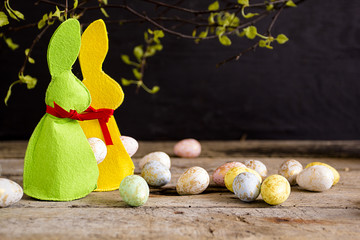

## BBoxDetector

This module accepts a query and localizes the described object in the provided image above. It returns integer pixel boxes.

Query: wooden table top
[1,140,359,240]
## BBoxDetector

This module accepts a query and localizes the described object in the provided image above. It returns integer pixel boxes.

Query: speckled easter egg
[119,175,149,207]
[224,167,262,192]
[87,137,107,164]
[141,161,171,187]
[173,139,201,158]
[244,159,267,180]
[0,178,23,208]
[278,159,303,185]
[212,162,246,187]
[261,175,291,205]
[233,172,261,202]
[120,136,139,157]
[176,167,209,195]
[296,165,334,192]
[139,152,171,170]
[305,162,340,185]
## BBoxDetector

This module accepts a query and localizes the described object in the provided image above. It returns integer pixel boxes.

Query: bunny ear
[79,19,108,71]
[47,19,81,77]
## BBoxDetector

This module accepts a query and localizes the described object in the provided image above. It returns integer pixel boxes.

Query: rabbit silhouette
[78,19,135,191]
[23,19,99,201]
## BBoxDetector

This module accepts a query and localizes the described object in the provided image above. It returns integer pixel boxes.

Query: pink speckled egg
[212,162,246,187]
[120,136,139,157]
[174,139,201,158]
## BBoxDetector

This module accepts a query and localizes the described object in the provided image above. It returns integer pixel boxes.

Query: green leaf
[13,10,24,20]
[4,80,20,106]
[0,11,9,27]
[243,12,259,19]
[4,37,19,50]
[149,86,160,94]
[25,49,35,64]
[153,44,163,51]
[153,30,164,38]
[37,14,47,29]
[235,30,245,37]
[208,1,219,11]
[121,54,131,64]
[198,28,208,39]
[208,13,216,25]
[215,26,225,36]
[218,35,231,46]
[100,8,109,17]
[286,0,297,7]
[243,26,257,39]
[266,4,274,11]
[276,34,289,44]
[238,0,249,6]
[132,68,142,80]
[133,45,144,62]
[53,6,61,18]
[74,0,78,9]
[144,46,156,57]
[102,0,108,5]
[121,78,133,86]
[259,40,267,47]
[192,29,197,37]
[148,29,153,34]
[20,74,37,89]
[144,31,149,41]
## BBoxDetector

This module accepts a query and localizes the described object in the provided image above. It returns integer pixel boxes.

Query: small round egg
[141,161,171,187]
[233,172,261,202]
[176,166,209,195]
[139,151,171,170]
[87,137,107,164]
[119,175,149,207]
[120,136,139,157]
[212,162,246,187]
[224,167,262,192]
[278,159,303,185]
[244,159,267,180]
[296,165,334,192]
[261,174,291,205]
[305,162,340,185]
[0,178,23,208]
[174,139,201,158]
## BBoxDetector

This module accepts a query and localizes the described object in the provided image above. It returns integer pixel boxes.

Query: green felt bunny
[23,19,99,201]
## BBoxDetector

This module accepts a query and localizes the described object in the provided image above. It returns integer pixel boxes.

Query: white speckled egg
[120,136,138,157]
[0,178,23,208]
[119,175,149,207]
[296,165,334,192]
[233,172,261,202]
[278,159,303,185]
[244,159,267,180]
[261,174,291,205]
[88,137,107,164]
[139,151,171,170]
[141,161,171,187]
[176,166,209,195]
[305,162,340,185]
[212,162,246,187]
[174,139,201,158]
[224,167,262,192]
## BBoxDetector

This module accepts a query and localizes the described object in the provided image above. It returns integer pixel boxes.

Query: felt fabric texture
[79,19,134,191]
[23,19,99,201]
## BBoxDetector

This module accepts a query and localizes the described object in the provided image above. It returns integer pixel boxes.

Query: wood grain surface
[0,141,359,239]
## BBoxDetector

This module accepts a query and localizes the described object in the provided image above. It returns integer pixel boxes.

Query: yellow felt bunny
[79,19,134,191]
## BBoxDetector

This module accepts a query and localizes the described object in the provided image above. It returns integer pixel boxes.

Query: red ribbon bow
[46,102,114,145]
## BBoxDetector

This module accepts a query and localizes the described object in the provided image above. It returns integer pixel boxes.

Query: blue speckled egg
[119,175,149,207]
[233,172,261,202]
[141,161,171,187]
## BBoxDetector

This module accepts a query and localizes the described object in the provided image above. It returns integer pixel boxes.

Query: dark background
[1,0,359,140]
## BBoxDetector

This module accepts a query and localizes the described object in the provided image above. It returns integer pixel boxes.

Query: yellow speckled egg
[261,174,291,205]
[278,159,303,185]
[139,151,171,170]
[119,175,149,207]
[120,136,138,157]
[0,178,23,208]
[176,166,209,195]
[174,139,201,158]
[244,159,267,180]
[296,165,334,192]
[212,162,246,187]
[141,161,171,187]
[305,162,339,185]
[224,167,262,192]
